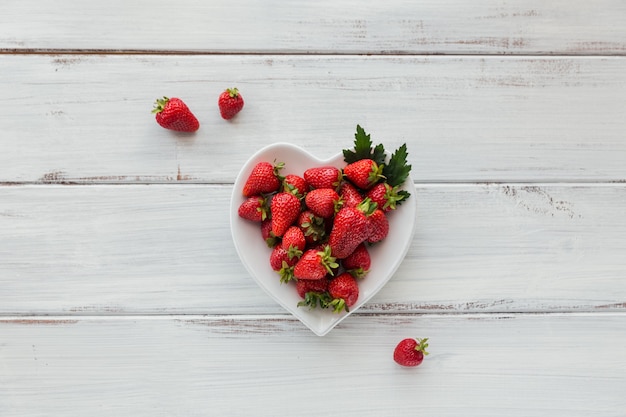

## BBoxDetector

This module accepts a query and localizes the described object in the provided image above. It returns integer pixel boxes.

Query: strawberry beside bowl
[230,141,417,336]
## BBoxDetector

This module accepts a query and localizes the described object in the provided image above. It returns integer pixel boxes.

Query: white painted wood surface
[1,55,626,183]
[2,0,626,54]
[1,313,625,417]
[1,184,626,314]
[1,1,625,416]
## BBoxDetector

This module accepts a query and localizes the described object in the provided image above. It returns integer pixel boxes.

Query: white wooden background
[1,2,626,416]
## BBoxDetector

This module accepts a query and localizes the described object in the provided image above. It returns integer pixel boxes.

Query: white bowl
[230,143,417,336]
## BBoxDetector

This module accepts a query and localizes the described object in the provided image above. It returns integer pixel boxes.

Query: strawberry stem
[415,338,429,355]
[227,87,240,98]
[151,96,170,114]
[318,245,339,275]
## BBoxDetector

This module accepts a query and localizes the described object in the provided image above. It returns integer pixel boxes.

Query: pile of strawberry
[237,126,412,313]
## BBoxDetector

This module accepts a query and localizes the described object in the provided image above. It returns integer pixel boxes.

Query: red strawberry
[237,196,268,222]
[338,182,363,208]
[281,226,306,259]
[152,97,199,132]
[366,182,405,212]
[269,246,297,270]
[328,273,359,312]
[296,278,330,299]
[305,188,341,219]
[260,219,278,247]
[242,161,284,197]
[342,243,371,278]
[367,208,389,243]
[269,246,298,283]
[297,210,327,244]
[218,87,244,120]
[343,159,384,190]
[282,174,308,198]
[393,338,429,367]
[270,192,301,237]
[296,278,332,309]
[293,245,338,280]
[328,199,375,259]
[304,166,342,190]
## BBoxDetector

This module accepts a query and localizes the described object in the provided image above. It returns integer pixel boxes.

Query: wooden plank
[1,313,624,416]
[2,184,625,315]
[1,1,625,54]
[1,55,626,183]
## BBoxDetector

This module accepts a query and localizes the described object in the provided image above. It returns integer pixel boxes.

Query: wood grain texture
[1,0,626,54]
[1,313,625,416]
[2,184,625,315]
[1,54,626,183]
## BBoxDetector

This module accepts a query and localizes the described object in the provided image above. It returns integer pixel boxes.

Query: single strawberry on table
[152,96,200,132]
[393,338,429,367]
[218,87,244,120]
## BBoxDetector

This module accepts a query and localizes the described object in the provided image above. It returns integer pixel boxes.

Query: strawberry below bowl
[230,142,417,336]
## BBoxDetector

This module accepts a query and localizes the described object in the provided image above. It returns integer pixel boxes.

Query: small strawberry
[328,273,360,313]
[270,192,301,237]
[338,182,363,208]
[304,166,342,190]
[269,246,297,271]
[152,97,199,132]
[366,182,407,212]
[298,210,327,244]
[281,226,306,259]
[218,87,244,120]
[342,243,371,278]
[367,208,389,243]
[293,245,338,280]
[296,278,330,299]
[282,174,308,198]
[296,278,332,309]
[305,188,341,219]
[328,199,375,259]
[343,159,384,190]
[269,246,298,283]
[393,338,429,367]
[242,161,284,197]
[260,219,278,247]
[237,196,268,222]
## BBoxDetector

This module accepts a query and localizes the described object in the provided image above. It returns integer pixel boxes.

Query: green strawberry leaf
[395,190,411,205]
[343,125,386,165]
[383,143,411,187]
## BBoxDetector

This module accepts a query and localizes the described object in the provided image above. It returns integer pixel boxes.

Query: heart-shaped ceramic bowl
[230,143,417,336]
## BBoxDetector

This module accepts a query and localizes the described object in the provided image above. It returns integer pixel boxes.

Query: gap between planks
[2,181,626,187]
[2,49,626,57]
[1,312,624,321]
